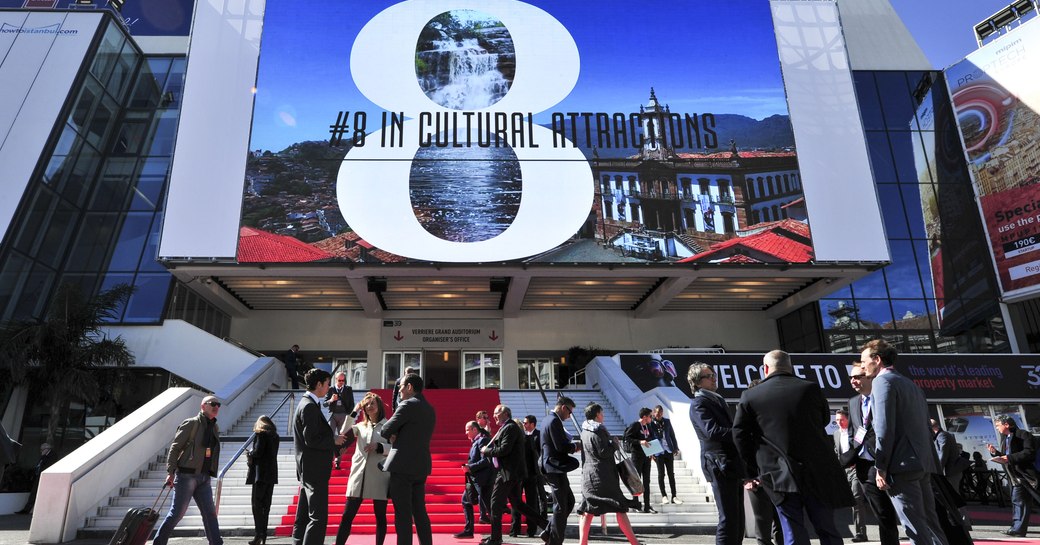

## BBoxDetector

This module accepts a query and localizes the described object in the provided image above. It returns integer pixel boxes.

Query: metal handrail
[214,391,295,514]
[528,362,551,416]
[222,336,267,358]
[567,367,587,389]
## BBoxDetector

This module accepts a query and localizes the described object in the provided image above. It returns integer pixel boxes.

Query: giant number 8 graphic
[337,0,593,262]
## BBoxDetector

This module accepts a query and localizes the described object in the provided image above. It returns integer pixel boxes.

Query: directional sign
[380,319,504,349]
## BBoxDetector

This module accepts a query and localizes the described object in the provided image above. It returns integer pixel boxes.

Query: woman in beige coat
[334,392,391,545]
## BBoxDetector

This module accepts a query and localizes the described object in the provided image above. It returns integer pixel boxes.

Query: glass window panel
[904,333,935,352]
[106,40,138,101]
[53,123,80,156]
[128,65,162,109]
[825,333,855,353]
[89,24,124,85]
[900,183,926,239]
[824,285,852,299]
[57,142,102,208]
[56,273,101,301]
[874,72,916,130]
[66,212,120,272]
[123,274,172,323]
[820,299,856,329]
[853,72,885,131]
[851,270,888,299]
[70,79,101,134]
[137,213,165,272]
[108,212,153,271]
[111,111,151,156]
[889,299,931,329]
[888,132,924,184]
[90,158,137,211]
[13,189,56,254]
[13,263,55,320]
[855,299,895,329]
[85,94,119,150]
[913,239,937,300]
[883,241,925,298]
[0,253,31,322]
[383,354,401,388]
[484,354,501,389]
[131,158,169,210]
[877,183,909,239]
[100,273,134,321]
[147,110,179,156]
[35,200,78,268]
[161,58,186,109]
[865,132,897,183]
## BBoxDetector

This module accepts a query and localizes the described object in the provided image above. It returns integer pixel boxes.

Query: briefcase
[108,485,172,545]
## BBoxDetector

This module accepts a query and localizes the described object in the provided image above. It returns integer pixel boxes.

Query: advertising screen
[0,0,196,36]
[946,18,1040,300]
[240,0,813,264]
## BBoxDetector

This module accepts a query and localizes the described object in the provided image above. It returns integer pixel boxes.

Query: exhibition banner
[946,18,1040,299]
[0,0,196,36]
[241,0,812,264]
[619,352,1040,401]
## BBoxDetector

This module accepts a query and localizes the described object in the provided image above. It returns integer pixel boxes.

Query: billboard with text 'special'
[239,0,814,265]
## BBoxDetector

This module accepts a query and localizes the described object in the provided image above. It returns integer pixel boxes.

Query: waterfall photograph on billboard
[239,0,813,265]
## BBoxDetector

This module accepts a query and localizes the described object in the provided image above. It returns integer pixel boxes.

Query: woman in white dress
[334,392,392,545]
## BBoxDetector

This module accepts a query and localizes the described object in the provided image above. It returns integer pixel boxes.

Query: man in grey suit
[381,373,436,545]
[292,369,347,545]
[860,339,949,545]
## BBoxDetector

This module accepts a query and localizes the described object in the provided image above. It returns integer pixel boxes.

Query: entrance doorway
[423,350,460,389]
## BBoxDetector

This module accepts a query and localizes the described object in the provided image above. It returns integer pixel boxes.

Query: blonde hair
[359,392,385,426]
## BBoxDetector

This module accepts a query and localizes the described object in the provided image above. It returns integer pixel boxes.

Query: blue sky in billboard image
[249,0,789,152]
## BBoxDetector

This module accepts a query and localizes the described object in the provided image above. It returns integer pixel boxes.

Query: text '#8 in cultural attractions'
[239,0,812,265]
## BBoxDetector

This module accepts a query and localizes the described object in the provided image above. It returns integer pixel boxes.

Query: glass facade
[812,71,1009,354]
[0,20,184,324]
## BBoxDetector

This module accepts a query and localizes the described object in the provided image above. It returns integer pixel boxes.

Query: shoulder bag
[612,437,643,496]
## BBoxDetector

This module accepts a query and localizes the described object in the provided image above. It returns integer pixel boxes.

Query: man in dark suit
[734,350,852,545]
[652,405,682,505]
[540,397,579,545]
[511,414,545,537]
[987,414,1037,537]
[688,362,746,545]
[455,420,493,538]
[390,366,417,412]
[381,373,436,545]
[623,407,659,513]
[284,344,300,389]
[324,371,354,469]
[292,369,346,545]
[833,408,868,542]
[482,405,549,545]
[931,419,967,491]
[845,365,899,545]
[861,339,948,545]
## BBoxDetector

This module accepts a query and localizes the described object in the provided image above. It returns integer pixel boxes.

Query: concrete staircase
[80,388,716,537]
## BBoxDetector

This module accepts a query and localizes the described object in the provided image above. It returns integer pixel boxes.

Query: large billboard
[0,0,196,36]
[946,18,1040,300]
[239,0,813,265]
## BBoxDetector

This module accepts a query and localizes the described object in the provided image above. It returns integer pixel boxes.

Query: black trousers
[462,477,490,531]
[748,485,782,545]
[490,474,546,542]
[335,497,387,545]
[633,457,652,509]
[511,475,543,534]
[291,479,328,545]
[709,473,744,545]
[655,452,677,498]
[251,481,275,539]
[389,473,432,545]
[543,473,574,545]
[856,460,900,545]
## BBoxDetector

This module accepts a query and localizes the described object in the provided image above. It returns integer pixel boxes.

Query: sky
[889,0,1033,68]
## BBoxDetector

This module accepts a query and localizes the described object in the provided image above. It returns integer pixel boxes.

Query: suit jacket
[324,385,354,415]
[833,427,854,458]
[872,369,939,477]
[653,417,679,453]
[484,419,528,482]
[523,429,542,478]
[996,428,1038,485]
[380,393,436,478]
[623,420,657,465]
[467,433,494,488]
[846,394,879,480]
[933,429,958,476]
[690,388,743,483]
[733,373,852,507]
[540,411,577,474]
[294,394,336,483]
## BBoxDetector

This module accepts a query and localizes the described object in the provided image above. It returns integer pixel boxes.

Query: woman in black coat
[247,415,279,545]
[577,403,641,545]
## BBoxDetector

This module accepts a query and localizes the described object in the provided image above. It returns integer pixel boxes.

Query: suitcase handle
[151,483,173,513]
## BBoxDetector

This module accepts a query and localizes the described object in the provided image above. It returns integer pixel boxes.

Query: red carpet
[276,389,507,536]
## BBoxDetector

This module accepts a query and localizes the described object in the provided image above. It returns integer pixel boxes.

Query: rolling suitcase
[109,485,172,545]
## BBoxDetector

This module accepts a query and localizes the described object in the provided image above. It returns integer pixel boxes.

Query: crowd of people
[141,339,1036,545]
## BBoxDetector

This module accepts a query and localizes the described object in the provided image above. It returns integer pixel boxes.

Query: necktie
[862,395,871,425]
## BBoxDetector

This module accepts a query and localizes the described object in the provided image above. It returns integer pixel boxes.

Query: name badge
[205,447,212,458]
[853,427,867,444]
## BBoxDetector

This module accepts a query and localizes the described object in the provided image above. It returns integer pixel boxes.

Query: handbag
[612,438,643,496]
[545,455,579,473]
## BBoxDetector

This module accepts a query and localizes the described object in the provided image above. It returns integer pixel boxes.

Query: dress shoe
[1002,529,1027,537]
[480,539,503,545]
[671,496,682,504]
[643,506,657,514]
[508,530,519,538]
[526,530,538,538]
[479,516,491,524]
[454,531,474,538]
[851,535,868,542]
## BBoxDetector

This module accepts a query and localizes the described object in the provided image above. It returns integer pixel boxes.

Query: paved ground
[1,505,1036,545]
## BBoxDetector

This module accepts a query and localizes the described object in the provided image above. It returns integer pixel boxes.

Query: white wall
[835,0,932,70]
[106,320,259,391]
[771,0,890,263]
[230,309,779,389]
[0,11,102,241]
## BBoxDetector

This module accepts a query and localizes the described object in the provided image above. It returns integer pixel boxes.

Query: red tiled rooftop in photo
[237,226,333,263]
[310,232,407,263]
[679,219,814,264]
[675,150,797,159]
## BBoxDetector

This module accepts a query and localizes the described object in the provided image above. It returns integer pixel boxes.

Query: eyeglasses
[700,373,716,380]
[848,375,868,380]
[206,401,221,407]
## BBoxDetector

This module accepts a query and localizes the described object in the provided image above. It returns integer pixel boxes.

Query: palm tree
[0,282,135,446]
